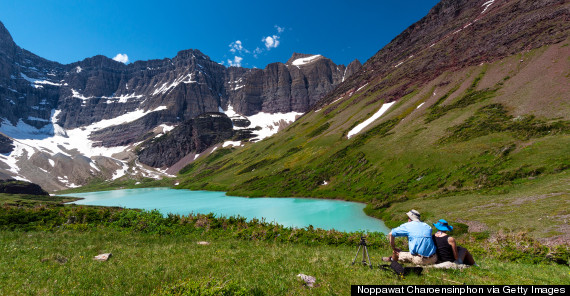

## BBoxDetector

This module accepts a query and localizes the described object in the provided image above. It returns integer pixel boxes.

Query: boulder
[0,179,49,195]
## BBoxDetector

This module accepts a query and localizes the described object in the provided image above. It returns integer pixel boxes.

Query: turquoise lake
[64,188,388,233]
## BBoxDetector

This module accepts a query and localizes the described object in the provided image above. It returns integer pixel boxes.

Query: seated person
[432,219,476,265]
[385,209,437,265]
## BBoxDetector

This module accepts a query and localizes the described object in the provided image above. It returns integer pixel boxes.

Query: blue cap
[433,219,453,232]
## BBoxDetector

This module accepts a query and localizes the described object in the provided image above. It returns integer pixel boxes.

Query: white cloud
[253,47,263,58]
[227,56,243,67]
[229,40,249,54]
[224,25,285,64]
[262,35,280,50]
[112,53,129,64]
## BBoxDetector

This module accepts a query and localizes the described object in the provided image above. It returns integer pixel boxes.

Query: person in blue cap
[432,219,476,265]
[384,209,438,265]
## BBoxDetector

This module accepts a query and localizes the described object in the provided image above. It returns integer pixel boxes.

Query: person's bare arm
[388,232,401,252]
[448,236,462,263]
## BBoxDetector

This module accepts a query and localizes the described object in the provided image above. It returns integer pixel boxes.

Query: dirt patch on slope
[455,219,489,233]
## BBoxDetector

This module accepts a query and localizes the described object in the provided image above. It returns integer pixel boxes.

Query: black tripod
[351,236,373,269]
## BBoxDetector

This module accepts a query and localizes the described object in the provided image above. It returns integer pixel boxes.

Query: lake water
[64,188,388,233]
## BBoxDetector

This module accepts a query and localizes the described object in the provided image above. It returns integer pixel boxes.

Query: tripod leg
[352,245,362,265]
[364,246,373,269]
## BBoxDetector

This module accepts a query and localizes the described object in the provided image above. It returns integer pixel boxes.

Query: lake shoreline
[61,187,389,233]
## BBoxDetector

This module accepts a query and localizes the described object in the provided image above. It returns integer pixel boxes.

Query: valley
[0,0,569,292]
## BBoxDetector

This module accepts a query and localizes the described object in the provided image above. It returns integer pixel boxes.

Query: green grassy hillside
[176,42,570,242]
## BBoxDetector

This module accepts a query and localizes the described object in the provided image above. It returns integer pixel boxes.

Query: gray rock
[0,133,13,154]
[137,113,234,168]
[0,179,49,195]
[296,273,316,288]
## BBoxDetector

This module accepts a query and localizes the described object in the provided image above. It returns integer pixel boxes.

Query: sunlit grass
[1,228,568,296]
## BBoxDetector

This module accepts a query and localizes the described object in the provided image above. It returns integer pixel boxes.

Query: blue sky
[0,0,440,68]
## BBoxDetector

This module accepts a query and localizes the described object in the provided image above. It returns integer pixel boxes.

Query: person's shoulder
[393,221,411,228]
[400,221,416,228]
[391,222,411,233]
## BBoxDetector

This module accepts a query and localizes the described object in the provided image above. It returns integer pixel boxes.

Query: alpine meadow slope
[177,0,570,242]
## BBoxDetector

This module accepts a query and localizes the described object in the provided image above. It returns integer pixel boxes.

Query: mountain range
[0,20,360,191]
[1,0,568,211]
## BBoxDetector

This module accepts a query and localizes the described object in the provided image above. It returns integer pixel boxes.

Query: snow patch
[342,67,348,82]
[330,97,344,105]
[292,55,321,66]
[71,89,91,101]
[481,0,495,14]
[0,106,166,164]
[416,102,425,109]
[222,105,302,141]
[90,161,100,172]
[241,111,302,141]
[152,73,196,96]
[347,101,396,139]
[20,73,62,88]
[85,106,168,132]
[57,177,80,187]
[158,124,176,133]
[112,162,128,180]
[356,83,368,93]
[223,141,242,148]
[104,93,143,104]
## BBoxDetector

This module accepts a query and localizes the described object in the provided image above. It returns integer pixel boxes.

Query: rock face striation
[228,54,360,116]
[138,113,234,168]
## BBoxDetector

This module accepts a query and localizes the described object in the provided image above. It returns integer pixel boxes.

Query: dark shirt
[432,234,455,263]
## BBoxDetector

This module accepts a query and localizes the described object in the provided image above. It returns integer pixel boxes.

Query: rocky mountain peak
[73,55,126,70]
[0,21,14,48]
[344,59,362,79]
[0,21,16,80]
[285,53,323,65]
[174,49,211,61]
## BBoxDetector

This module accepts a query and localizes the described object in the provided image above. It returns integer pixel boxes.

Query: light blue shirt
[391,221,436,257]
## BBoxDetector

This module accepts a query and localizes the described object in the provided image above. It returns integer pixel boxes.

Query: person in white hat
[384,209,437,265]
